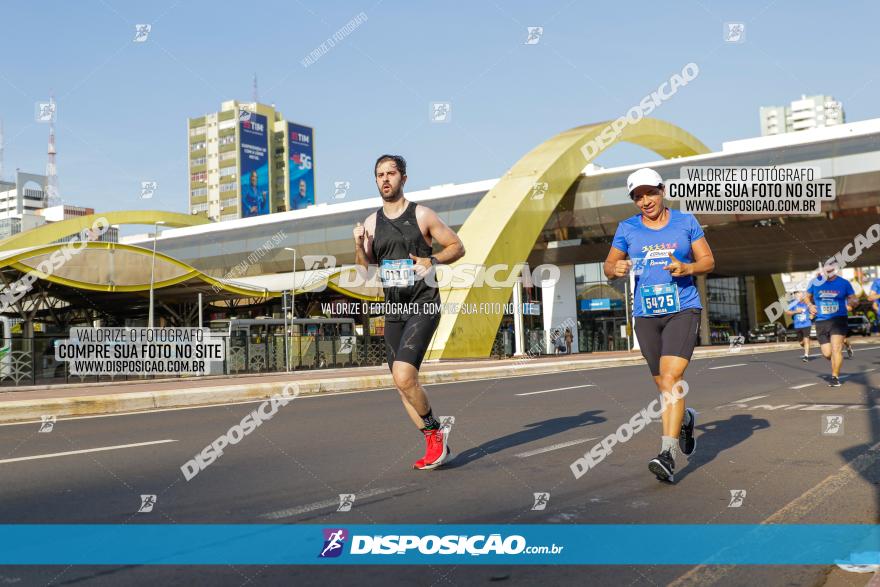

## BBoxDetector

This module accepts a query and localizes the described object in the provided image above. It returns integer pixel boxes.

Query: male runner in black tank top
[354,154,465,470]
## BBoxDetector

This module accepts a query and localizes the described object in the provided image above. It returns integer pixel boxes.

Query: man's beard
[380,184,403,202]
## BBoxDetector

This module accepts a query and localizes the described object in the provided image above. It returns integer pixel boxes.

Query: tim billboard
[239,110,269,218]
[288,122,314,210]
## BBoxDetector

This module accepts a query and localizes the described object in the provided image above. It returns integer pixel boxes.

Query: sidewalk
[0,340,861,423]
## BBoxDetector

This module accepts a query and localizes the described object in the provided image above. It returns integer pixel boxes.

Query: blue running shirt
[611,209,704,318]
[808,277,854,320]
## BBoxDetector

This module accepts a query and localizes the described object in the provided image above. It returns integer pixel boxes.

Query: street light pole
[148,221,165,329]
[285,247,296,370]
[282,289,289,372]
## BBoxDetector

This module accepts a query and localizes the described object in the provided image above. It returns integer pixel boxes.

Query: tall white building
[760,94,845,136]
[0,171,116,241]
[188,100,315,222]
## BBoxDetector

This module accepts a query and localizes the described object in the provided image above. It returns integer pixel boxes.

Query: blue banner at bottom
[0,525,877,565]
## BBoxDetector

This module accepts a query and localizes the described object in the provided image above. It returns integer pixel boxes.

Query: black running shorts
[815,316,848,344]
[384,312,440,370]
[796,326,811,342]
[634,309,702,376]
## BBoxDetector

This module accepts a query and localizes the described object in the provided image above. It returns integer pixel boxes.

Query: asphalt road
[1,344,879,586]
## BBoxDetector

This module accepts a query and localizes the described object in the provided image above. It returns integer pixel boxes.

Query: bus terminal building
[2,117,880,372]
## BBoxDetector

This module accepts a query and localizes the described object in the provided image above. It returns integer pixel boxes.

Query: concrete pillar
[541,265,578,353]
[512,277,525,356]
[628,271,640,351]
[697,274,711,345]
[744,275,758,331]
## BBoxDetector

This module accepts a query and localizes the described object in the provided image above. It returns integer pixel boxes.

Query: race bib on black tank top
[372,201,440,321]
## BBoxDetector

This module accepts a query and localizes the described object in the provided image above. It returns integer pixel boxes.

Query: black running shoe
[802,355,809,363]
[829,376,842,387]
[845,345,853,359]
[679,408,697,456]
[648,450,675,483]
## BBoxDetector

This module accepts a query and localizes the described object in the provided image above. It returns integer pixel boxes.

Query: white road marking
[669,439,880,586]
[0,439,177,465]
[731,395,768,403]
[708,363,747,370]
[3,343,870,427]
[790,383,817,389]
[516,384,596,396]
[515,437,599,458]
[259,486,407,519]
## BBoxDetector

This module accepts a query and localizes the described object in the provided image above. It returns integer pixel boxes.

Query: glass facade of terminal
[574,262,628,352]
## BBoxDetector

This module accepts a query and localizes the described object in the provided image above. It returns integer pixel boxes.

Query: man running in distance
[354,154,465,469]
[805,265,858,387]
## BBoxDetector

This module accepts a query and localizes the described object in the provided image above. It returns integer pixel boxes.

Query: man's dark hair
[374,154,407,177]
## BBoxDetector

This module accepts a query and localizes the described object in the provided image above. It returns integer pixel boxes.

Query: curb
[0,342,806,424]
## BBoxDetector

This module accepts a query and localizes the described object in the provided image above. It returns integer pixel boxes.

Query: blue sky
[1,0,878,220]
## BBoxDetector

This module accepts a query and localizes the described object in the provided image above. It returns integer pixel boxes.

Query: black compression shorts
[634,309,701,376]
[384,312,440,370]
[815,317,847,344]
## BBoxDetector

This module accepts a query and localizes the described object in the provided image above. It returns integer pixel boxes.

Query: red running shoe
[413,427,450,470]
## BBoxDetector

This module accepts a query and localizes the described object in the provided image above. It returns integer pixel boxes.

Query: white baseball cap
[626,168,663,196]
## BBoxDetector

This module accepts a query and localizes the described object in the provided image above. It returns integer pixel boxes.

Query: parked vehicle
[847,315,871,337]
[747,322,787,343]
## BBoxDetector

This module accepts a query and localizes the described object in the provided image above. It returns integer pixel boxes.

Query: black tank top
[373,201,440,321]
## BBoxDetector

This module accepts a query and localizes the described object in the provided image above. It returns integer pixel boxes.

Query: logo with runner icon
[531,492,550,510]
[319,528,348,558]
[728,489,746,508]
[822,415,844,436]
[39,415,56,433]
[728,335,745,353]
[337,494,356,512]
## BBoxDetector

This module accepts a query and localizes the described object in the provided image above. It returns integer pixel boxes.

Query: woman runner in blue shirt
[603,168,715,483]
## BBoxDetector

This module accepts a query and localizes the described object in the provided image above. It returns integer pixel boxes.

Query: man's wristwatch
[429,256,439,266]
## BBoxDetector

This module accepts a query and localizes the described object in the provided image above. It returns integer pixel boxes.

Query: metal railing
[0,334,389,389]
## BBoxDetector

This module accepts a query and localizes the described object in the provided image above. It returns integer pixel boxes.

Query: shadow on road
[677,414,770,482]
[835,369,880,524]
[447,410,606,468]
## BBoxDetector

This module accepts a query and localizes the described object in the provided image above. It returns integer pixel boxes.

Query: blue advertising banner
[288,122,314,210]
[239,110,270,218]
[580,299,624,311]
[0,524,877,565]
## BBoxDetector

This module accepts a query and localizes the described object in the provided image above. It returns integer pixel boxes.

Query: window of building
[707,276,748,344]
[190,141,206,151]
[220,182,237,193]
[219,166,236,178]
[219,135,235,146]
[191,171,207,183]
[190,187,208,197]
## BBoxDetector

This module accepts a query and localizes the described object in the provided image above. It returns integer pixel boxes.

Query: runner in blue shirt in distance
[784,291,815,362]
[805,265,858,387]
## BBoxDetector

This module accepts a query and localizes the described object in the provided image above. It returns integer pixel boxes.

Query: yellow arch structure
[427,118,710,359]
[0,210,208,250]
